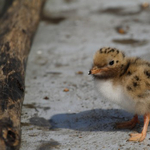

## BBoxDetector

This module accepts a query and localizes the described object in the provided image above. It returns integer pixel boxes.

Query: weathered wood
[0,0,14,17]
[0,0,45,149]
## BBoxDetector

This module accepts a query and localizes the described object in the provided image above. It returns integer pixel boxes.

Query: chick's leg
[116,114,139,129]
[129,113,150,142]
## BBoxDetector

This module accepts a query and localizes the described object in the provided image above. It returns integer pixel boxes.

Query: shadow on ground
[49,109,142,132]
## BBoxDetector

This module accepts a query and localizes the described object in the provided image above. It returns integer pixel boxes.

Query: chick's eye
[109,60,114,66]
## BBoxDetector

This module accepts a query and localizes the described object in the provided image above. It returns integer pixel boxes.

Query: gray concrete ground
[21,0,150,149]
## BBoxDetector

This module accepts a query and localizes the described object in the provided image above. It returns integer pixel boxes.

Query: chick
[89,47,150,142]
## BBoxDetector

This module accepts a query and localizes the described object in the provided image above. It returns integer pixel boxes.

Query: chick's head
[89,47,128,79]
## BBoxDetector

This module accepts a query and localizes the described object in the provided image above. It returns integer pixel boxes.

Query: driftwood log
[0,0,45,149]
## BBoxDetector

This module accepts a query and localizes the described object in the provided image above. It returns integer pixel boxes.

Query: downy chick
[89,47,150,142]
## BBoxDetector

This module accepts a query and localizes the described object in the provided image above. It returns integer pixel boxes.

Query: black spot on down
[144,70,150,78]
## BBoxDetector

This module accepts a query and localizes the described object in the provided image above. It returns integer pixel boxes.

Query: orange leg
[116,114,140,129]
[128,113,150,142]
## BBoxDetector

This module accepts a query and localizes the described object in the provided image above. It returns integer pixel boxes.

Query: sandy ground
[21,0,150,149]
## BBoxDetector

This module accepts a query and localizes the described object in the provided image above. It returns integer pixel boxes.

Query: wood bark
[0,0,14,17]
[0,0,45,149]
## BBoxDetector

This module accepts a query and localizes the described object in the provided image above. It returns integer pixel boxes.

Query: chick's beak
[88,66,108,75]
[88,70,91,75]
